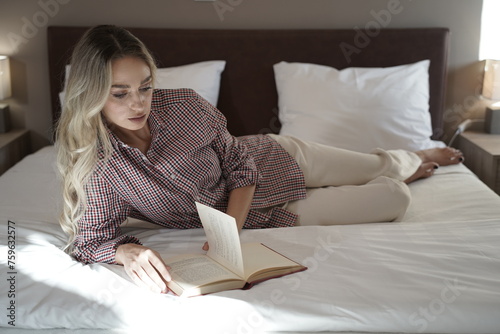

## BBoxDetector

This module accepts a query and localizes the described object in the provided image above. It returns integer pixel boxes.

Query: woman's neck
[113,123,152,155]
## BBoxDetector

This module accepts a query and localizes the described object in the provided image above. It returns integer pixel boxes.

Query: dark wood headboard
[48,27,449,139]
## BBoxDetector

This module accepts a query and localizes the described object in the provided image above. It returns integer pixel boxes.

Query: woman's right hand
[115,243,171,293]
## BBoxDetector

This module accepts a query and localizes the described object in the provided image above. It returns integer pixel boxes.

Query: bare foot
[405,162,439,184]
[415,147,464,166]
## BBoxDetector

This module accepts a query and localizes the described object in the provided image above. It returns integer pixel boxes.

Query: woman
[56,25,463,294]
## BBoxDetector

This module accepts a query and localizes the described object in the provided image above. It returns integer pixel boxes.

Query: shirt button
[170,174,176,180]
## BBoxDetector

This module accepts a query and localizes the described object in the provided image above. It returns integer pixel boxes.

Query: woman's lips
[128,115,146,122]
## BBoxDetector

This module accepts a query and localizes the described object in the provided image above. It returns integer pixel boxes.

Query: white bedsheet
[1,146,499,333]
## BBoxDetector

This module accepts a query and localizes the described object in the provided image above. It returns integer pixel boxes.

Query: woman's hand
[115,243,171,293]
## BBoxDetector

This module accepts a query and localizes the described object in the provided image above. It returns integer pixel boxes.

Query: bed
[1,27,500,333]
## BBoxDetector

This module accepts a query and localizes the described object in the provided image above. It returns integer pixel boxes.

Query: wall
[0,0,485,150]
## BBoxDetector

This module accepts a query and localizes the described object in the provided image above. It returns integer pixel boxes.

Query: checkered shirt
[72,89,306,264]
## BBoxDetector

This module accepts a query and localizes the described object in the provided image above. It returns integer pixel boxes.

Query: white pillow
[274,60,445,153]
[59,60,226,107]
[154,60,226,106]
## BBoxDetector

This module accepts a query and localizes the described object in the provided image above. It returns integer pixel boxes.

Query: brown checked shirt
[73,89,306,264]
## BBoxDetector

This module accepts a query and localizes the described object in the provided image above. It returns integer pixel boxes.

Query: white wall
[0,0,485,150]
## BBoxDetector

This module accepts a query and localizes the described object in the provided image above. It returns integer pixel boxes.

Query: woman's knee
[368,176,411,221]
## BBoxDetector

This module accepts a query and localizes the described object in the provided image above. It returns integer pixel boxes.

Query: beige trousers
[267,134,422,225]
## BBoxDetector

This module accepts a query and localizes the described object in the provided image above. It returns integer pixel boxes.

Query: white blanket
[1,146,499,333]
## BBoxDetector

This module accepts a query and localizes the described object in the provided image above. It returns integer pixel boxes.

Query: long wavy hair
[55,25,157,253]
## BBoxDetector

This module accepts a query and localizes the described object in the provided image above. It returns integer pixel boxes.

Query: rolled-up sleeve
[72,171,140,264]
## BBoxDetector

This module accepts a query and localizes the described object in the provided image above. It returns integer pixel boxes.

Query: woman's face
[102,56,153,134]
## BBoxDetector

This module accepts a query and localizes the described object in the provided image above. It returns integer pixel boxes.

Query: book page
[196,202,245,277]
[241,243,304,281]
[166,254,240,289]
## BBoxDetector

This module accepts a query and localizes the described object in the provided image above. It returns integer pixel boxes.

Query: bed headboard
[48,27,449,139]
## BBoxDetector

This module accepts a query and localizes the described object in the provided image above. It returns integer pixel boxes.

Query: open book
[164,202,307,297]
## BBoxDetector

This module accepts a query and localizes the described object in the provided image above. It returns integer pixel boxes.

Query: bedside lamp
[482,59,500,134]
[0,55,12,133]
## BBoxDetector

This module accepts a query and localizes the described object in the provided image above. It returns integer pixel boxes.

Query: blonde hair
[55,25,157,253]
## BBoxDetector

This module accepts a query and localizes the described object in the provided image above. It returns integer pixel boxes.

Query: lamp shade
[0,56,12,100]
[482,59,500,100]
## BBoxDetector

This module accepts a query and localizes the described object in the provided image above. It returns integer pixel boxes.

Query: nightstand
[456,130,500,195]
[0,129,30,175]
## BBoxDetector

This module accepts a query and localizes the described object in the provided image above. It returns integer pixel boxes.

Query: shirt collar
[147,108,162,140]
[105,122,125,150]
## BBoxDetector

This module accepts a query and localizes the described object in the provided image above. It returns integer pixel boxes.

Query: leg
[268,134,421,187]
[285,176,411,225]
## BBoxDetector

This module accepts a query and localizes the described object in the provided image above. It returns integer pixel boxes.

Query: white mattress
[1,146,499,333]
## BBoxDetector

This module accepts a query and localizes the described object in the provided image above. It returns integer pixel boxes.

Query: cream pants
[267,134,422,225]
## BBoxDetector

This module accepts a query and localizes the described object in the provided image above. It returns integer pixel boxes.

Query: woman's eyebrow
[111,76,152,88]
